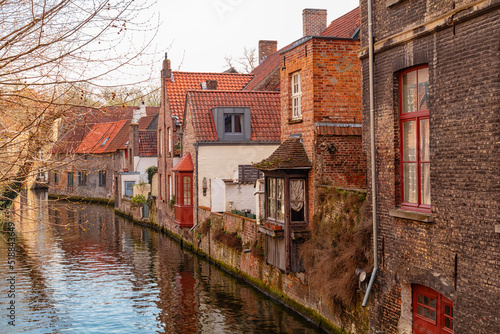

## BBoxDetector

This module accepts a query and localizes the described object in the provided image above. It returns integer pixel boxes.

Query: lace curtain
[290,179,304,212]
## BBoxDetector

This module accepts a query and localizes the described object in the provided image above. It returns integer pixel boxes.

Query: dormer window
[212,107,251,141]
[291,71,302,119]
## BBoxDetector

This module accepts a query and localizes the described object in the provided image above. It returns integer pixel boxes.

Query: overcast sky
[142,0,359,79]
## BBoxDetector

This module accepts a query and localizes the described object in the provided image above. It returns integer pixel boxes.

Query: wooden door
[413,285,453,334]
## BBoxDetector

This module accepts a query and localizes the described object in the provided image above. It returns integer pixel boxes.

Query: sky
[141,0,359,80]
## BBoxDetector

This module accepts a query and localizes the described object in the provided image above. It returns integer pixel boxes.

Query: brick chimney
[303,9,327,36]
[258,40,277,63]
[206,80,218,90]
[161,52,172,79]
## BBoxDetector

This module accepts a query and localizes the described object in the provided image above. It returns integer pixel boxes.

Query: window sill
[258,224,284,238]
[288,118,303,124]
[389,208,433,223]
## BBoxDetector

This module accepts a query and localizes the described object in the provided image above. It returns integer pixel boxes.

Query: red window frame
[413,284,454,334]
[399,65,430,212]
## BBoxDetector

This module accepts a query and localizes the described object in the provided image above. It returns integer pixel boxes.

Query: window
[78,170,87,186]
[183,176,191,205]
[413,285,453,334]
[101,137,109,147]
[400,66,430,212]
[98,170,106,187]
[168,127,172,154]
[225,114,243,134]
[159,128,163,156]
[124,181,135,197]
[67,172,74,187]
[129,148,132,164]
[291,71,302,119]
[290,179,305,222]
[267,177,284,223]
[54,171,59,185]
[212,107,251,141]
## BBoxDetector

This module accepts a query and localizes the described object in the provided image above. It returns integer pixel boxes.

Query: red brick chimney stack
[161,52,172,79]
[258,40,277,63]
[206,80,218,90]
[303,9,327,36]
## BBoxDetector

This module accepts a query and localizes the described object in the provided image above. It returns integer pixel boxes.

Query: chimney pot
[303,8,327,36]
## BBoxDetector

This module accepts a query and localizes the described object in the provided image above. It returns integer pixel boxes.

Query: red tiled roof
[185,90,280,142]
[245,44,291,91]
[139,114,157,130]
[321,7,360,38]
[166,72,254,123]
[75,119,130,154]
[172,153,194,172]
[315,123,362,136]
[139,130,157,156]
[254,137,312,171]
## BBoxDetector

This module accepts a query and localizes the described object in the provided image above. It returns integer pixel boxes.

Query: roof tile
[254,137,312,171]
[321,7,360,38]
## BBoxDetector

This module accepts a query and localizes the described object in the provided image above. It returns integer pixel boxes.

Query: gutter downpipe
[190,143,199,232]
[363,0,379,308]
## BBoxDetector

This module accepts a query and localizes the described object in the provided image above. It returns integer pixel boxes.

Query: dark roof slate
[254,137,312,171]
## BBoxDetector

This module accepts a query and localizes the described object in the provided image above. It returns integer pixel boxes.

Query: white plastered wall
[198,144,277,211]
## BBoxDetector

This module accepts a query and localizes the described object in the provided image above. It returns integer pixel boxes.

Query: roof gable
[166,72,254,123]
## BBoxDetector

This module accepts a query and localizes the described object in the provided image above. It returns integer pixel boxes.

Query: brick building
[359,0,499,333]
[156,59,255,225]
[256,7,365,273]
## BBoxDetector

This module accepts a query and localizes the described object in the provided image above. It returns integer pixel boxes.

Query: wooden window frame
[67,172,74,187]
[98,170,106,187]
[399,66,430,213]
[266,176,285,224]
[413,284,454,334]
[54,171,59,185]
[78,170,87,186]
[291,71,302,120]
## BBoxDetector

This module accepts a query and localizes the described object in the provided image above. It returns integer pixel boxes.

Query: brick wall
[280,37,363,220]
[360,1,500,333]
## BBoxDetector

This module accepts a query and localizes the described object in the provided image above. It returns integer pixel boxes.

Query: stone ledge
[389,208,434,223]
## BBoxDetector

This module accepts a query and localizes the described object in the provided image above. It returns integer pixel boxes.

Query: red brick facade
[280,36,365,222]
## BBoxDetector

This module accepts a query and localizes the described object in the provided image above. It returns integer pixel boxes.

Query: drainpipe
[363,0,378,308]
[190,143,199,232]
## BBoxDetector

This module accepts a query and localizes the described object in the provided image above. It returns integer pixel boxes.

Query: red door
[413,285,454,334]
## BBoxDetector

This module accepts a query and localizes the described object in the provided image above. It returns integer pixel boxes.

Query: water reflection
[0,190,320,333]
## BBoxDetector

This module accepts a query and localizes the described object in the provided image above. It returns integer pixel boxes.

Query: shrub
[131,194,147,206]
[300,187,372,312]
[213,228,242,252]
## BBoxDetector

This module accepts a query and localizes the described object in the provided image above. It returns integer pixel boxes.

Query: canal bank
[2,190,323,333]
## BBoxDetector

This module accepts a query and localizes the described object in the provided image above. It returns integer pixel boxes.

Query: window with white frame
[291,71,302,119]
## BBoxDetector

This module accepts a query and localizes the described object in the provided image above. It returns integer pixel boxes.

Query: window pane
[420,119,430,161]
[445,305,451,316]
[430,297,436,309]
[445,317,451,329]
[424,296,429,306]
[403,71,417,113]
[183,177,191,205]
[277,179,284,222]
[234,114,242,133]
[421,163,431,205]
[430,310,436,321]
[404,163,417,203]
[418,305,423,315]
[418,294,423,304]
[268,178,276,219]
[403,121,416,161]
[418,68,429,111]
[290,179,305,222]
[423,307,429,318]
[225,114,232,133]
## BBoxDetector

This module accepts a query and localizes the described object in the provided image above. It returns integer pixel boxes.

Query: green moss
[48,194,114,206]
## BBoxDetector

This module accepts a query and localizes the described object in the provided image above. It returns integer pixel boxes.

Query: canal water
[0,190,321,333]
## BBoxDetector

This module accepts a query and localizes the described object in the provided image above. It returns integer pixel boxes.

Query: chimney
[161,52,172,79]
[258,40,277,63]
[206,80,218,90]
[132,102,146,123]
[303,9,327,36]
